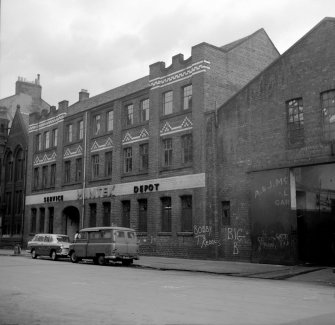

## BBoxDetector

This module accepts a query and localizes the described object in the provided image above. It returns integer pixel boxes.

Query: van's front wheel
[70,252,78,263]
[97,255,106,265]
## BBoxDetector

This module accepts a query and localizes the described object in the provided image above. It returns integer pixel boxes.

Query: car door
[44,235,52,256]
[36,235,45,255]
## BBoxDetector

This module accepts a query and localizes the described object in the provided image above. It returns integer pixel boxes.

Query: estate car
[27,234,70,260]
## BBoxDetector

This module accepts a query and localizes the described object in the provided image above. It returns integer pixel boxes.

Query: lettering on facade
[44,195,63,203]
[254,177,288,199]
[77,185,116,200]
[134,183,160,194]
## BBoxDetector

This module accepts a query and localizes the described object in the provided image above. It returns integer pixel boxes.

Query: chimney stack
[79,89,89,101]
[58,100,69,110]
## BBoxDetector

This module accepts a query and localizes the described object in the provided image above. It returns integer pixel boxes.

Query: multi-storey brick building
[24,29,279,259]
[208,17,335,265]
[0,76,49,247]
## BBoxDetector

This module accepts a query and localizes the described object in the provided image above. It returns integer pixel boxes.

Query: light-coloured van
[68,227,139,266]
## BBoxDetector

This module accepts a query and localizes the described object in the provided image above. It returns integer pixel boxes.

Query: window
[66,124,73,143]
[78,120,84,140]
[221,201,231,226]
[64,161,71,183]
[123,147,132,173]
[50,164,56,187]
[39,208,45,233]
[287,98,304,146]
[42,165,48,188]
[44,131,50,149]
[182,134,193,164]
[162,138,172,167]
[107,110,114,132]
[15,150,24,181]
[181,196,192,232]
[140,99,149,122]
[52,129,58,147]
[6,153,13,182]
[103,202,111,227]
[122,201,130,228]
[161,197,172,232]
[163,91,173,115]
[33,167,39,189]
[89,203,97,227]
[75,158,82,182]
[183,85,192,110]
[125,104,134,126]
[94,115,101,135]
[5,192,11,214]
[321,90,335,141]
[36,134,42,151]
[138,199,147,232]
[139,143,148,171]
[105,151,113,177]
[91,155,100,179]
[31,208,37,233]
[48,207,54,233]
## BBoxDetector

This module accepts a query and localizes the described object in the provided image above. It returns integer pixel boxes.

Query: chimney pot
[79,89,89,101]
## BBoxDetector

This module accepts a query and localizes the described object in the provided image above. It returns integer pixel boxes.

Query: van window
[79,232,88,240]
[89,232,101,240]
[128,232,135,239]
[116,231,125,238]
[101,230,112,239]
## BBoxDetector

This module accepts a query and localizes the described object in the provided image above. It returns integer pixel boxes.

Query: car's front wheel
[31,249,37,259]
[70,251,78,263]
[97,255,106,265]
[51,250,57,261]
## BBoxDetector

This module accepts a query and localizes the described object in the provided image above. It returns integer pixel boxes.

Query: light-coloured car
[27,234,70,260]
[69,226,139,265]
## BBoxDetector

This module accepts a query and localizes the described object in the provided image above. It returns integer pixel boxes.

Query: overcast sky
[0,0,334,106]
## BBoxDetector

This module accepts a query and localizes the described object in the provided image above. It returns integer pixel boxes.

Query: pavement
[1,248,334,286]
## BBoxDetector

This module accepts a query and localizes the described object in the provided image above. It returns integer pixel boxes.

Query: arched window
[5,152,13,182]
[15,149,24,181]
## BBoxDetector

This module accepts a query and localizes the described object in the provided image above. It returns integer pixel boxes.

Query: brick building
[24,29,279,259]
[208,17,335,265]
[0,76,49,247]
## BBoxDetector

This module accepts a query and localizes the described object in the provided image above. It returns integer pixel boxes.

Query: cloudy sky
[0,0,334,106]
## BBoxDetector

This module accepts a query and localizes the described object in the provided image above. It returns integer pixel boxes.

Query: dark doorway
[63,206,80,241]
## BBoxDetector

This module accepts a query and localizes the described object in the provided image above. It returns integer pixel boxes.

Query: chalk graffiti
[194,225,221,248]
[225,227,247,255]
[257,231,290,251]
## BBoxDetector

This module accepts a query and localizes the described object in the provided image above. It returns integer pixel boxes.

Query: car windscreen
[56,236,70,243]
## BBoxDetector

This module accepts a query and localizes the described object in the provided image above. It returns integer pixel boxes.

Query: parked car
[27,234,70,260]
[68,226,139,266]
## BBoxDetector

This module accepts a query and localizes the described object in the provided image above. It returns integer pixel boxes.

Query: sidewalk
[1,248,334,285]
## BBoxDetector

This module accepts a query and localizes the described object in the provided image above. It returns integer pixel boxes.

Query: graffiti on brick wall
[257,231,290,251]
[224,227,248,255]
[193,225,221,248]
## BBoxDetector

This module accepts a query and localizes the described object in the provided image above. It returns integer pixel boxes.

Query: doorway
[63,206,80,241]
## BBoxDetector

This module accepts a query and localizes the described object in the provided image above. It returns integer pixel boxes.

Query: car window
[32,235,38,241]
[37,235,44,241]
[56,236,70,243]
[44,236,51,242]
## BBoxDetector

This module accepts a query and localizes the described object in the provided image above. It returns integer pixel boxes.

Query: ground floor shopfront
[249,163,335,266]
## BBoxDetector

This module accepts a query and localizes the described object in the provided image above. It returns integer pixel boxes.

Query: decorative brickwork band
[149,60,210,89]
[63,145,83,159]
[33,152,57,166]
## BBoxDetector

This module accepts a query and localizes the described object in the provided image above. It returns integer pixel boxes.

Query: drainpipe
[81,112,88,229]
[21,147,28,248]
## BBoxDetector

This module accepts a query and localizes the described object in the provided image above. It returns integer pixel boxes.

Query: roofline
[216,17,334,113]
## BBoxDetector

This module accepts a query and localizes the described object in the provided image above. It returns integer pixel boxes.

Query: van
[68,227,139,266]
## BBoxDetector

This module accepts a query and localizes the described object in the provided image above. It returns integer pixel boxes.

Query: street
[0,256,334,325]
